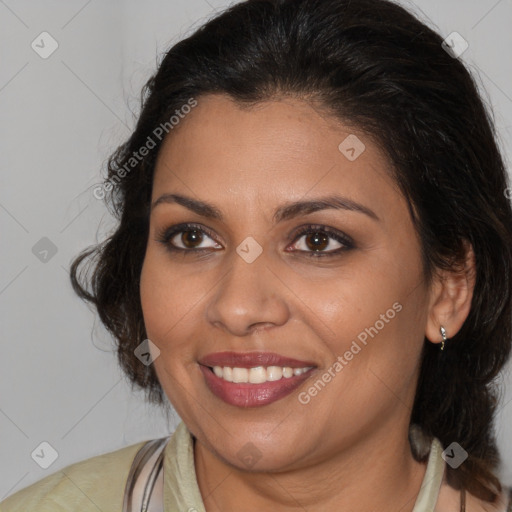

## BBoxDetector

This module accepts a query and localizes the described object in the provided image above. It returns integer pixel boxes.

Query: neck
[194,419,428,512]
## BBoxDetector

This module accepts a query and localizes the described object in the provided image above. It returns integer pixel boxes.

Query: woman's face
[140,93,433,471]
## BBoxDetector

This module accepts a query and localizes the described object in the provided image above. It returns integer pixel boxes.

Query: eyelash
[155,222,355,258]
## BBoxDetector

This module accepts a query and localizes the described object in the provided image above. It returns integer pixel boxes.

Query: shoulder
[0,440,149,512]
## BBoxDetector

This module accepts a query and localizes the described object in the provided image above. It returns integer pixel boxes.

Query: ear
[425,241,476,346]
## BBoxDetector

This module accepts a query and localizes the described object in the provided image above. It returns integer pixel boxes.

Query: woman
[2,0,511,510]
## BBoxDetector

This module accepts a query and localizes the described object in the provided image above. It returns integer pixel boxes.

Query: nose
[205,248,290,337]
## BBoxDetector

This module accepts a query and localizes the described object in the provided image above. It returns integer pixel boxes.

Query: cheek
[140,251,187,352]
[140,255,167,336]
[290,262,426,384]
[140,250,193,333]
[288,268,396,344]
[139,248,214,374]
[139,252,201,412]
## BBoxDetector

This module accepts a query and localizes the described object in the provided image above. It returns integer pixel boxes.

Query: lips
[198,351,317,407]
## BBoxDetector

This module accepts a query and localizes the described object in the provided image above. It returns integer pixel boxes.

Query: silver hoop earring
[440,326,447,351]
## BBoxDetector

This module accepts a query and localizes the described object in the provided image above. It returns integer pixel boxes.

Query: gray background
[1,0,511,500]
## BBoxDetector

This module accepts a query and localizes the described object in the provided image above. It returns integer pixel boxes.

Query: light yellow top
[0,421,459,512]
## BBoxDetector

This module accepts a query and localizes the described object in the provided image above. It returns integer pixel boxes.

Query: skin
[139,93,477,511]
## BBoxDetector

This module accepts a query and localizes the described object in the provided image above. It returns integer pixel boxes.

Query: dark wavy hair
[70,0,512,503]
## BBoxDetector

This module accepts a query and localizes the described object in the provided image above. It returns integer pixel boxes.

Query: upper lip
[199,351,316,369]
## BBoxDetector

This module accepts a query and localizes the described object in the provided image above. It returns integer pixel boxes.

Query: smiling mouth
[199,363,316,408]
[207,365,314,383]
[197,351,317,407]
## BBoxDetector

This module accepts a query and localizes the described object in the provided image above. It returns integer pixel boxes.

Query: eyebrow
[151,193,380,223]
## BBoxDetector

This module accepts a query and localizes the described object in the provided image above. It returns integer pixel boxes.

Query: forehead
[152,94,399,213]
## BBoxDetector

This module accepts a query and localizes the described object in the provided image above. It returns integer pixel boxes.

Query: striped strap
[122,437,169,512]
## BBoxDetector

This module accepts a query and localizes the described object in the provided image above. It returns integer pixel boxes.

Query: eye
[156,223,222,252]
[156,222,354,258]
[288,225,354,257]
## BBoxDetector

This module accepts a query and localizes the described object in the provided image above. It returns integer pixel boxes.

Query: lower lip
[199,365,315,407]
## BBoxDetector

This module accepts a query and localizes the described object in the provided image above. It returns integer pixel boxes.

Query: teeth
[223,367,233,382]
[282,367,294,378]
[267,366,282,381]
[249,367,267,384]
[211,365,313,383]
[232,367,248,383]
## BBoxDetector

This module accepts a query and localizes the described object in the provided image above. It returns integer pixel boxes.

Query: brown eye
[291,227,347,255]
[181,229,204,248]
[304,232,329,251]
[158,223,222,252]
